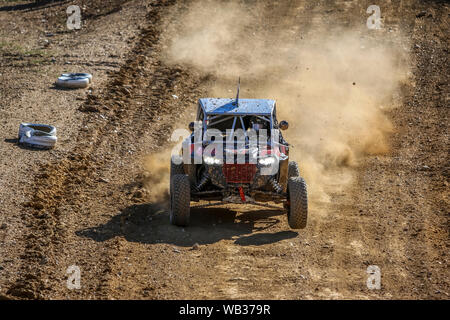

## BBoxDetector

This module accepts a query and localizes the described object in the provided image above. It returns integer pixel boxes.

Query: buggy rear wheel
[287,177,308,229]
[288,161,300,178]
[170,174,191,227]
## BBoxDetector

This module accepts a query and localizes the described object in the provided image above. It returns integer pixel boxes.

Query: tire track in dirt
[0,0,153,299]
[5,0,205,299]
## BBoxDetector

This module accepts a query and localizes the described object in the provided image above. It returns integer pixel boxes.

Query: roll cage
[196,98,280,146]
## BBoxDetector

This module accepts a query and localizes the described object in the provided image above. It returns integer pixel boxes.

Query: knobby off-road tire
[170,156,185,177]
[170,174,191,227]
[288,161,300,178]
[287,177,308,229]
[170,155,185,194]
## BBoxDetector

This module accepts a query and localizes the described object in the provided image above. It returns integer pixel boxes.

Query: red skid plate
[222,163,257,183]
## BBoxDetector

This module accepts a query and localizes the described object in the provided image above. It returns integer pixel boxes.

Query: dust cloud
[143,150,171,204]
[155,0,410,204]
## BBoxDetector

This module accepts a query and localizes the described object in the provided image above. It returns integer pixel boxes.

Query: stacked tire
[56,73,92,89]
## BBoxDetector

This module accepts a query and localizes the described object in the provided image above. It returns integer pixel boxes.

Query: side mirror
[189,122,195,132]
[279,120,289,131]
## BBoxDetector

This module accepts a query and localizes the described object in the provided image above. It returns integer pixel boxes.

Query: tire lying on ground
[56,75,90,89]
[170,174,191,227]
[61,73,92,83]
[287,177,308,229]
[18,123,57,149]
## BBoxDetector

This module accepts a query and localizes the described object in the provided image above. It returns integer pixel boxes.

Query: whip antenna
[235,77,240,106]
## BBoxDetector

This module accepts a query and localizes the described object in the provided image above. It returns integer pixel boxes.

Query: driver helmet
[250,116,264,131]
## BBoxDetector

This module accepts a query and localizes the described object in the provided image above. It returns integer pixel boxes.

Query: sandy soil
[0,0,448,300]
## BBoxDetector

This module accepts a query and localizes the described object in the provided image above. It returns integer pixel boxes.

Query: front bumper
[205,163,274,190]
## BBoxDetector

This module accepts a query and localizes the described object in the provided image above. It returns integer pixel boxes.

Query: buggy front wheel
[170,174,191,227]
[287,177,308,229]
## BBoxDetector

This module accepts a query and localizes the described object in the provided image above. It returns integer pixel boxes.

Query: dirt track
[0,0,448,300]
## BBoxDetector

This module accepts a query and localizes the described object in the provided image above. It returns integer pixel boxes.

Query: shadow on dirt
[4,138,18,144]
[0,0,69,12]
[49,85,81,91]
[77,202,297,247]
[234,231,297,246]
[4,138,51,151]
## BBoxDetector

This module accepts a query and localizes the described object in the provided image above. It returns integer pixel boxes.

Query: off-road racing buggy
[170,95,308,230]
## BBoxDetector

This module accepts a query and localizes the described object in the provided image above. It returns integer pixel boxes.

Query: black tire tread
[287,177,308,229]
[170,174,190,226]
[170,155,185,178]
[288,161,300,178]
[170,155,185,195]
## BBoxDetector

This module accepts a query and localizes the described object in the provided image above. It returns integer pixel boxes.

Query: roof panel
[199,98,275,115]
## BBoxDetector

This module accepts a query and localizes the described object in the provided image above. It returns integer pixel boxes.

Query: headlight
[204,156,222,165]
[258,156,276,166]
